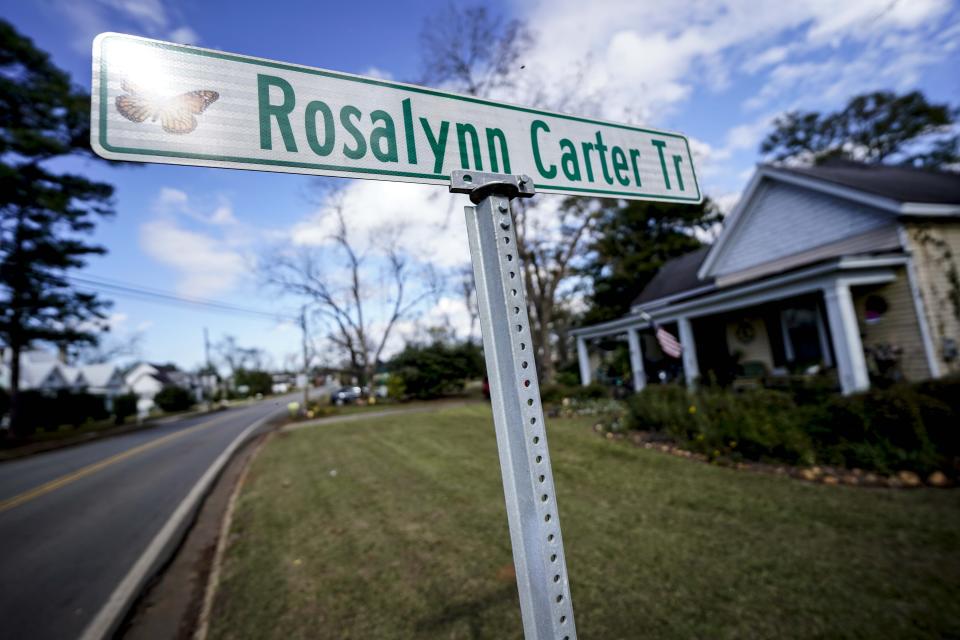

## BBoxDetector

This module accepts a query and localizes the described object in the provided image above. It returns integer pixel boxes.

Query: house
[0,349,70,393]
[124,362,197,412]
[571,161,960,395]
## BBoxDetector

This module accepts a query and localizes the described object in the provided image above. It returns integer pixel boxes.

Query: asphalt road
[0,396,292,640]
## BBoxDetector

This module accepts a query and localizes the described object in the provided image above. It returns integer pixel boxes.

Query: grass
[209,404,960,639]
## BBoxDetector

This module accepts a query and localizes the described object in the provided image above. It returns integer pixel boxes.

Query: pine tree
[0,20,115,436]
[580,198,719,325]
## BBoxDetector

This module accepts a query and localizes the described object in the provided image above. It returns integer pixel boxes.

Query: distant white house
[124,362,197,413]
[0,349,70,393]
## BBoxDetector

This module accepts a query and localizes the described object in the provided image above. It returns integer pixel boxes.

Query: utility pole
[300,306,310,414]
[203,327,212,407]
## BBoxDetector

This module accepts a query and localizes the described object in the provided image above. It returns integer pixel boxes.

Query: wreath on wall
[735,319,756,344]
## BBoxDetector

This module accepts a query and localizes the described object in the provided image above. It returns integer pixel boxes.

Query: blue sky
[4,0,960,371]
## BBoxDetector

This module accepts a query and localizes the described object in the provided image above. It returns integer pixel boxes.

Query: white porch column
[627,328,646,393]
[677,317,699,389]
[823,282,870,395]
[576,336,592,386]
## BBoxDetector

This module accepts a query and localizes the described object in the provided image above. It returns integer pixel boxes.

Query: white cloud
[168,25,199,44]
[140,187,266,298]
[290,180,466,268]
[742,45,791,74]
[56,0,200,52]
[140,218,247,297]
[153,187,239,226]
[362,66,394,81]
[515,0,953,128]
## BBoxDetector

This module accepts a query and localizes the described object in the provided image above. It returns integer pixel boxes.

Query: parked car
[330,386,363,405]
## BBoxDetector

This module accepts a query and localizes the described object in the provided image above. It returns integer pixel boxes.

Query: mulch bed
[593,425,953,489]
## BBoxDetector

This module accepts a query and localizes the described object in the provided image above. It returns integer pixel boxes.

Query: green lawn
[209,404,960,640]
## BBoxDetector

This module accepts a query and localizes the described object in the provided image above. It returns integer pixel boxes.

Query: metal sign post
[452,170,576,640]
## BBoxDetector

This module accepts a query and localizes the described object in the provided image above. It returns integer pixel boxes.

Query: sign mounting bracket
[452,169,577,640]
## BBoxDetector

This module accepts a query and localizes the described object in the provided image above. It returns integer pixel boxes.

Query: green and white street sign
[91,33,701,203]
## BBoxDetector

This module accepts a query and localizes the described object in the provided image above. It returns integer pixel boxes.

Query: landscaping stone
[897,471,922,488]
[799,468,819,481]
[927,471,949,487]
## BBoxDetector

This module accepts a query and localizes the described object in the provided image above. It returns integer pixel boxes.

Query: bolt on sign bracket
[452,170,577,640]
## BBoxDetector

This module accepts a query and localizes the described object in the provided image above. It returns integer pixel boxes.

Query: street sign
[91,33,700,203]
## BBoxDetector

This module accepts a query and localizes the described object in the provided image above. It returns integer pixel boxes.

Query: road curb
[77,410,278,640]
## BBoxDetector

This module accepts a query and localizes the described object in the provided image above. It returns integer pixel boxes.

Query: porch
[572,255,935,395]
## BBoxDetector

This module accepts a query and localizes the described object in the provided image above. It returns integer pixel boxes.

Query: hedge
[625,377,960,476]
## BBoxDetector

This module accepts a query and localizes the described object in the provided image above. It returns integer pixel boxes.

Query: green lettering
[580,141,596,182]
[485,128,511,173]
[651,139,671,189]
[672,155,685,191]
[370,110,398,163]
[456,123,483,170]
[629,149,642,187]
[304,100,334,156]
[420,117,450,174]
[559,139,581,181]
[257,74,297,152]
[611,146,630,186]
[594,131,613,185]
[530,120,556,179]
[340,105,366,159]
[402,98,417,164]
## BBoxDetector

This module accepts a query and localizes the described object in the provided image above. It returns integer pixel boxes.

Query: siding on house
[904,221,960,376]
[710,180,897,279]
[852,268,930,382]
[715,226,902,288]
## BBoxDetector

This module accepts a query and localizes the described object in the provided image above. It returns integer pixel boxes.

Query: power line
[64,274,298,322]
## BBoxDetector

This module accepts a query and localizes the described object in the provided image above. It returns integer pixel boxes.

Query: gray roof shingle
[771,160,960,205]
[633,245,713,307]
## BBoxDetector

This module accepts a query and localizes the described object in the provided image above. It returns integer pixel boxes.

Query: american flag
[655,324,683,359]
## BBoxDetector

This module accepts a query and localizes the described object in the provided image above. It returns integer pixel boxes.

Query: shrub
[626,386,815,464]
[9,390,109,433]
[623,379,960,475]
[388,340,484,399]
[234,369,272,397]
[540,383,610,404]
[812,385,944,474]
[113,393,138,425]
[154,385,195,412]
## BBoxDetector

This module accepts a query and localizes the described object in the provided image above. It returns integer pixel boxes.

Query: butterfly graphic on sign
[115,79,219,134]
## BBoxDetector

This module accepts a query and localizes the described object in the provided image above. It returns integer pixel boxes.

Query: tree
[0,20,115,435]
[419,5,533,98]
[388,338,484,399]
[513,196,599,381]
[263,191,439,385]
[418,6,598,383]
[761,90,959,169]
[74,331,144,365]
[234,369,272,396]
[581,198,721,324]
[215,334,268,377]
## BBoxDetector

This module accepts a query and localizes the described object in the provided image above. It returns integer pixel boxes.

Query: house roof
[627,160,957,314]
[81,363,121,388]
[632,246,713,307]
[770,160,960,206]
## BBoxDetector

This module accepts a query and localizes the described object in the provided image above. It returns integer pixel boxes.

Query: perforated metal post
[452,170,577,640]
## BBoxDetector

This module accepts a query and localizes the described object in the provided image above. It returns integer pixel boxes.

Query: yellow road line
[0,411,237,514]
